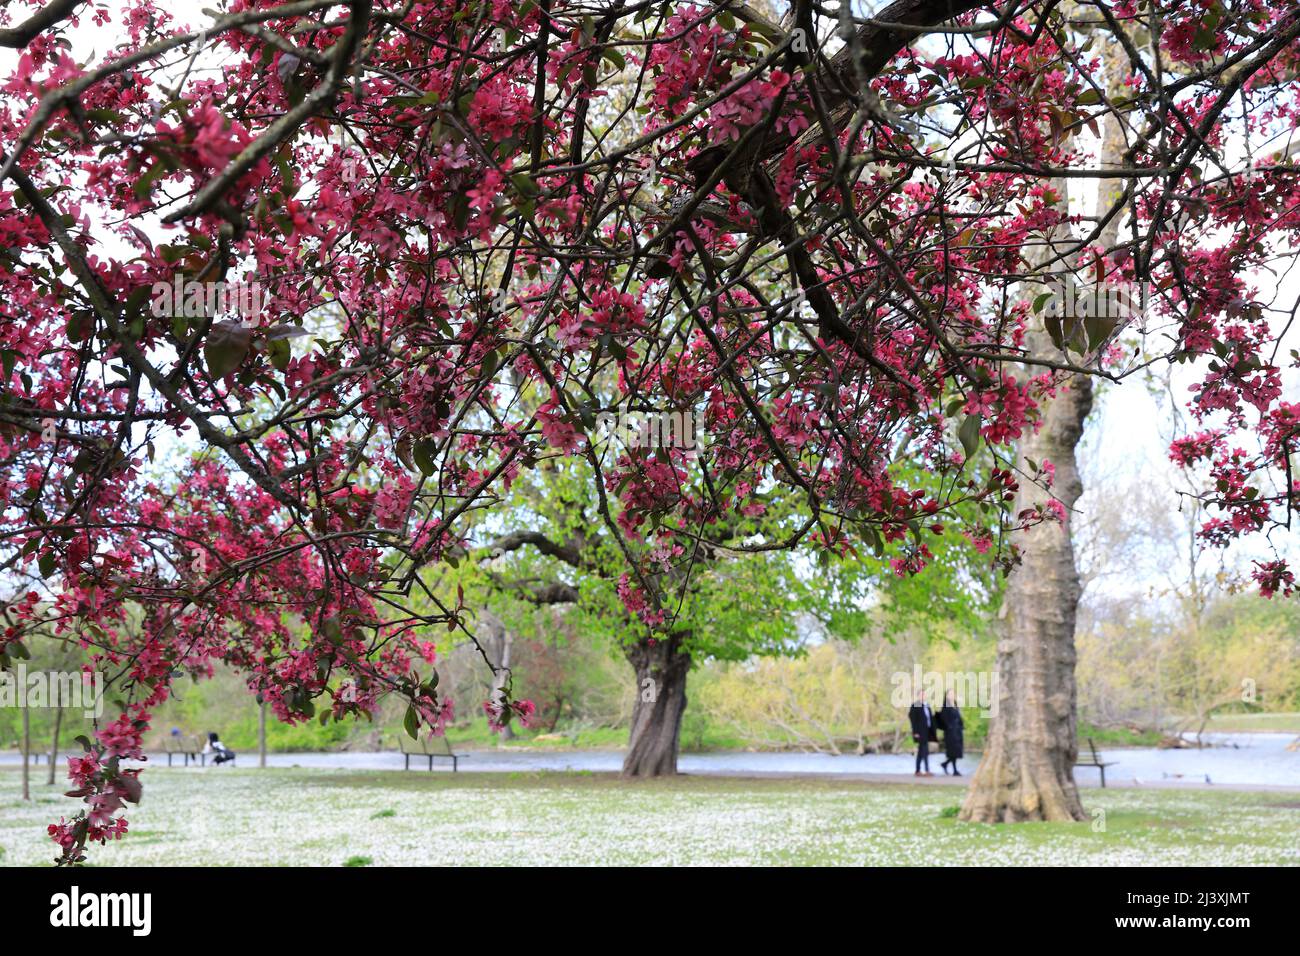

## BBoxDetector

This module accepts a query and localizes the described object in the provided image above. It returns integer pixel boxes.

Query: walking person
[937,690,964,776]
[908,691,936,777]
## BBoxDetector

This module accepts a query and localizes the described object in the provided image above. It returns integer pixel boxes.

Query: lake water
[9,731,1292,788]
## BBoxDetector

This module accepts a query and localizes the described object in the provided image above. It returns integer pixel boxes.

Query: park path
[7,736,1300,792]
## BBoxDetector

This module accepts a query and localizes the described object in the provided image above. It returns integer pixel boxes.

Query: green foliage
[679,698,747,751]
[441,456,824,664]
[1078,589,1300,731]
[433,449,1003,675]
[222,711,356,752]
[867,460,1005,644]
[1078,723,1162,747]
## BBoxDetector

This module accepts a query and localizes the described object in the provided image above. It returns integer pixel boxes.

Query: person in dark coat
[908,691,936,776]
[937,690,964,775]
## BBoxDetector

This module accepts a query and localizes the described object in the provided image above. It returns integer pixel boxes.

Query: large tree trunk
[962,60,1126,822]
[960,351,1092,822]
[622,633,690,777]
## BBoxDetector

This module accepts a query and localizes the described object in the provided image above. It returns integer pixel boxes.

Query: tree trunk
[259,698,268,768]
[21,706,31,801]
[46,706,63,786]
[546,696,565,733]
[961,356,1091,822]
[487,620,516,743]
[962,61,1125,823]
[622,633,690,777]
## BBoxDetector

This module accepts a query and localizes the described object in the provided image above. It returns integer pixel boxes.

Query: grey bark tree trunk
[962,75,1126,821]
[484,611,516,742]
[960,343,1092,822]
[622,633,690,777]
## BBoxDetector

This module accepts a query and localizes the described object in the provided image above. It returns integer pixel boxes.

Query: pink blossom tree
[1,0,1299,858]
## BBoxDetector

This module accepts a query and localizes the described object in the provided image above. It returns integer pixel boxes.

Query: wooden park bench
[161,734,207,767]
[1075,737,1117,788]
[399,734,461,772]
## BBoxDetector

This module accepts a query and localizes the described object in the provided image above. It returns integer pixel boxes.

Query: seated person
[204,732,236,765]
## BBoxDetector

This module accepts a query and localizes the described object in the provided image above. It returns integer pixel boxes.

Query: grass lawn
[1,766,1296,867]
[1202,712,1300,734]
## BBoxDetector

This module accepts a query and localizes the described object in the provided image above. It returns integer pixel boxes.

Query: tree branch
[0,0,85,49]
[161,0,373,224]
[485,530,586,569]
